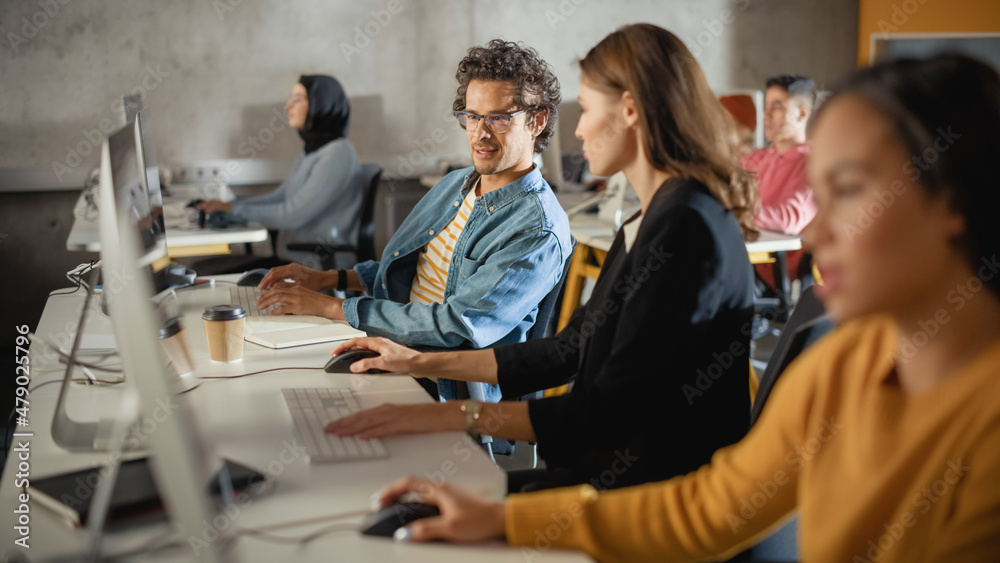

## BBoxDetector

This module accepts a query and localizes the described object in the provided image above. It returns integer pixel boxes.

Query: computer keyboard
[281,388,388,463]
[231,286,276,317]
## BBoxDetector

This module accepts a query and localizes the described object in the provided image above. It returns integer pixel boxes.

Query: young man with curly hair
[258,40,573,420]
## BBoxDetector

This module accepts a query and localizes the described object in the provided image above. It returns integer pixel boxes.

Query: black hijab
[297,74,350,154]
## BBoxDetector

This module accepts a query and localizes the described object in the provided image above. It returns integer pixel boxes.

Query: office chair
[742,285,834,562]
[286,163,383,269]
[525,237,576,341]
[749,285,833,426]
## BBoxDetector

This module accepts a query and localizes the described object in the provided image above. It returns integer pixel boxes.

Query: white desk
[1,286,587,562]
[568,213,802,255]
[66,184,269,255]
[559,214,803,330]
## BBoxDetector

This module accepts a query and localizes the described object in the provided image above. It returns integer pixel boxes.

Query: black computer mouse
[359,502,441,537]
[237,268,269,287]
[324,349,386,374]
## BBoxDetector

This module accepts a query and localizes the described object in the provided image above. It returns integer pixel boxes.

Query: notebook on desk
[233,286,366,349]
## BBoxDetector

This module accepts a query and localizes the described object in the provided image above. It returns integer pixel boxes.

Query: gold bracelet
[460,400,482,436]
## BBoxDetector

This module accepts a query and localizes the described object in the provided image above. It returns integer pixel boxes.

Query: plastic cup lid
[159,316,184,339]
[203,305,247,321]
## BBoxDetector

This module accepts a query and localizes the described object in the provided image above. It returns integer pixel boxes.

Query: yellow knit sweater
[506,316,1000,562]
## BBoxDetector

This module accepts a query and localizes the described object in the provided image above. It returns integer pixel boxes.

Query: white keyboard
[231,286,277,317]
[281,388,388,463]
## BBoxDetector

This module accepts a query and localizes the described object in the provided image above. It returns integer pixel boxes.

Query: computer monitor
[135,108,167,238]
[97,123,225,562]
[100,118,171,308]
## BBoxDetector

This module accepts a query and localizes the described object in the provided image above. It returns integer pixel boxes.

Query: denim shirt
[343,165,573,404]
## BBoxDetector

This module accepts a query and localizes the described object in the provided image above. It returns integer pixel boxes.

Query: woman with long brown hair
[327,23,757,493]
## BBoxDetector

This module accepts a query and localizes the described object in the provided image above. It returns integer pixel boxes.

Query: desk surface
[1,286,587,562]
[66,184,269,252]
[569,213,802,254]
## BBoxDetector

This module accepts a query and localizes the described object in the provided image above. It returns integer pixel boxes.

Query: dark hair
[818,53,1000,296]
[579,23,758,239]
[453,39,561,154]
[766,74,818,107]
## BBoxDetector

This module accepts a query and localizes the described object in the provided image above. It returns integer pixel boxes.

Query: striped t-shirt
[409,184,478,305]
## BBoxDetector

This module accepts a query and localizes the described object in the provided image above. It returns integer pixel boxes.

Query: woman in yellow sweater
[367,34,1000,562]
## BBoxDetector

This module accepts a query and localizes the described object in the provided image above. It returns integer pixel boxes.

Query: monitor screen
[105,118,170,295]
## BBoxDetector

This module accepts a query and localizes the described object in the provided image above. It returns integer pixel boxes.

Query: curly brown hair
[453,39,561,154]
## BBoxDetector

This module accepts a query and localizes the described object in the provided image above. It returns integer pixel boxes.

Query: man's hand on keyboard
[258,263,334,292]
[325,402,463,440]
[256,285,345,319]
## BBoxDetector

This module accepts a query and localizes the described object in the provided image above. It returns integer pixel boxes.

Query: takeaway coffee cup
[159,316,194,377]
[202,305,247,362]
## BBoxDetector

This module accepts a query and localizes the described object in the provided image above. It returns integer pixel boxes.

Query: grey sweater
[231,138,364,268]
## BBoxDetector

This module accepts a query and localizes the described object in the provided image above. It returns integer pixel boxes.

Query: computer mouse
[359,502,441,537]
[236,268,269,287]
[324,349,387,374]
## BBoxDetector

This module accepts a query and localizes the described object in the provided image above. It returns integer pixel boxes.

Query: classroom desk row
[0,281,587,562]
[66,183,268,257]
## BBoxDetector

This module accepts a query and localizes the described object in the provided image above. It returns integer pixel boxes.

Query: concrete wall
[0,0,860,334]
[1,0,859,186]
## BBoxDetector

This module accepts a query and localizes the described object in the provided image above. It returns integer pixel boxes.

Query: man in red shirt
[741,76,818,292]
[741,75,818,235]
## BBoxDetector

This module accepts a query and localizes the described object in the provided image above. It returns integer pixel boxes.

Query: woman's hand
[325,402,462,439]
[195,200,232,214]
[331,337,422,374]
[258,263,334,291]
[255,285,344,319]
[374,476,507,543]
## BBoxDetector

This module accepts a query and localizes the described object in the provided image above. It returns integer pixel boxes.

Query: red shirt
[741,143,815,235]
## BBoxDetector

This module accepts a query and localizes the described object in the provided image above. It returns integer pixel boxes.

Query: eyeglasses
[287,95,307,105]
[454,109,529,134]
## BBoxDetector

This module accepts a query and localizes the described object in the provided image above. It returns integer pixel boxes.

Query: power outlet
[173,165,223,183]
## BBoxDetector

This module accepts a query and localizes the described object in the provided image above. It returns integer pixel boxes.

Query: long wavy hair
[579,23,758,239]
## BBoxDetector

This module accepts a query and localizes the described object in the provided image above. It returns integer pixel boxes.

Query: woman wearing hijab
[198,74,364,268]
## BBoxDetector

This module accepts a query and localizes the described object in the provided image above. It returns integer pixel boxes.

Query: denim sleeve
[230,146,355,229]
[352,260,380,293]
[342,229,567,349]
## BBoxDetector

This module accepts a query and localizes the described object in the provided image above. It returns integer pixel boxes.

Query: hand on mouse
[374,476,506,543]
[331,337,421,374]
[195,199,232,214]
[255,285,344,319]
[258,263,334,292]
[325,402,464,439]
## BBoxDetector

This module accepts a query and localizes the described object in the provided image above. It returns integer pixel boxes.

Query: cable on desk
[29,332,123,373]
[198,366,326,380]
[50,259,103,296]
[102,509,367,558]
[233,522,358,545]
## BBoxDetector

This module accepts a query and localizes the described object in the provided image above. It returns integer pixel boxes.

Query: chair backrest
[749,285,834,426]
[526,238,576,341]
[356,163,383,264]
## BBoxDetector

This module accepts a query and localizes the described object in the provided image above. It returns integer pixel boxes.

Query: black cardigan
[494,177,754,489]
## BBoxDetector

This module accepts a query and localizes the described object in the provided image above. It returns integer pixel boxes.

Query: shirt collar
[459,164,546,214]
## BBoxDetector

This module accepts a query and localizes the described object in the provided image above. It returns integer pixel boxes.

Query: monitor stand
[51,267,139,453]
